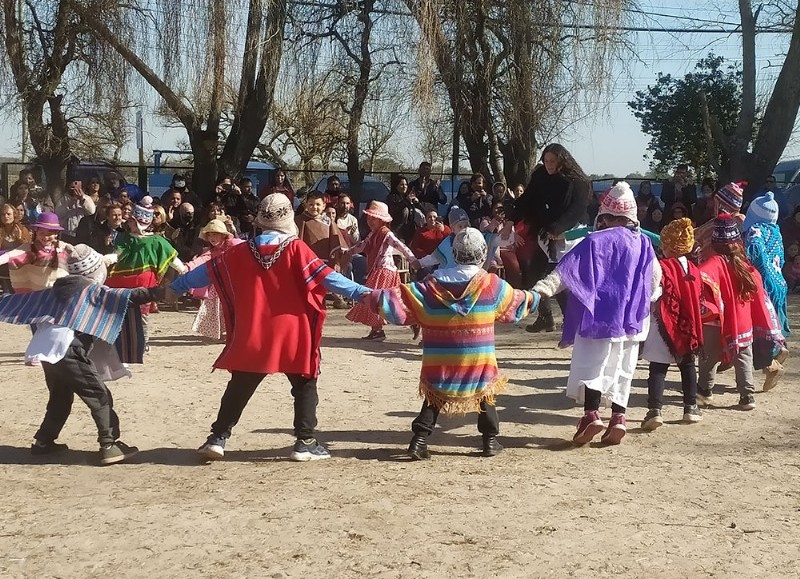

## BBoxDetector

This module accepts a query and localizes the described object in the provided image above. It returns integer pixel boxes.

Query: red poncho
[656,257,703,360]
[208,238,333,377]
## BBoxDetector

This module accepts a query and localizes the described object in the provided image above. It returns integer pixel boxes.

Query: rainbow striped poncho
[375,270,539,414]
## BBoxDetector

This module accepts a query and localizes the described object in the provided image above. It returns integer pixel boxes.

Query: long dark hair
[541,143,588,182]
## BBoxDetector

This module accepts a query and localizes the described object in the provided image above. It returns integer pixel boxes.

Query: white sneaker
[198,436,225,460]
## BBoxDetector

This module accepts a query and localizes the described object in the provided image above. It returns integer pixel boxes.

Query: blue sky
[0,0,798,178]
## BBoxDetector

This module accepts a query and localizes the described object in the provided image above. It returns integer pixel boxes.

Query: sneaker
[739,394,756,411]
[407,434,430,460]
[762,360,785,392]
[482,436,504,457]
[290,438,331,462]
[573,411,604,445]
[30,440,68,456]
[641,408,663,431]
[601,414,627,445]
[682,405,703,423]
[99,441,139,465]
[696,389,714,406]
[411,325,421,341]
[525,315,555,333]
[198,435,226,460]
[361,329,386,341]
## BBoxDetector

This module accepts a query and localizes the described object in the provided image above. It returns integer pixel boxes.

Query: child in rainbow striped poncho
[371,228,539,460]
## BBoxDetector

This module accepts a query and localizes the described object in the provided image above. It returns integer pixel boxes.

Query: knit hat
[743,191,779,232]
[453,227,487,266]
[363,201,392,223]
[448,207,470,227]
[199,218,233,241]
[660,217,694,257]
[256,193,297,235]
[596,181,639,227]
[711,215,742,245]
[66,244,117,284]
[716,182,744,214]
[32,212,63,232]
[133,196,155,226]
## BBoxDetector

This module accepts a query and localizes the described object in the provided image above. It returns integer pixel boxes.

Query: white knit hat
[256,193,297,235]
[66,244,117,284]
[596,182,639,227]
[452,227,487,266]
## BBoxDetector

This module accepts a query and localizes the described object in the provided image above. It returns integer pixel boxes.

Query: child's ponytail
[713,241,758,302]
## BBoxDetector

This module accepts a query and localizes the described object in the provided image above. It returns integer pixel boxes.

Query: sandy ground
[1,298,799,579]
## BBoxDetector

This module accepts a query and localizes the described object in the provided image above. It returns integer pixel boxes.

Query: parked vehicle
[773,158,800,188]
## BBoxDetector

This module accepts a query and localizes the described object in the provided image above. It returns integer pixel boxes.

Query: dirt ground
[1,298,799,579]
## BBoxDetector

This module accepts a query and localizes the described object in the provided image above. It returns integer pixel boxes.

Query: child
[370,228,539,458]
[170,194,372,462]
[697,216,785,410]
[786,255,800,292]
[343,201,419,341]
[640,218,704,430]
[693,182,745,263]
[186,219,244,340]
[743,192,790,391]
[0,244,160,464]
[0,212,71,293]
[534,182,661,445]
[418,207,501,272]
[295,190,346,264]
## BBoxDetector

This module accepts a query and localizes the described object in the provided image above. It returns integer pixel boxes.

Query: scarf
[656,257,703,360]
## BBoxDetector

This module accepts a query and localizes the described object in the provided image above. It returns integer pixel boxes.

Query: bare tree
[702,1,800,196]
[77,0,287,202]
[360,90,405,173]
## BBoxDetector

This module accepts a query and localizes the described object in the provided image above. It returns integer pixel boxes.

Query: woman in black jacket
[511,143,591,332]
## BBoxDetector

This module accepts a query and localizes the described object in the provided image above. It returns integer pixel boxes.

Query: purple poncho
[557,227,656,345]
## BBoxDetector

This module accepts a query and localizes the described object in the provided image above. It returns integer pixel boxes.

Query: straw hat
[363,201,392,223]
[199,218,233,241]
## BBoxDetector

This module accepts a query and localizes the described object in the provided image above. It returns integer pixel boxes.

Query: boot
[407,434,430,460]
[482,435,504,457]
[526,296,555,332]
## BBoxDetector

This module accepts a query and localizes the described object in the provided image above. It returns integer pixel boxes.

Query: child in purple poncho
[534,182,661,445]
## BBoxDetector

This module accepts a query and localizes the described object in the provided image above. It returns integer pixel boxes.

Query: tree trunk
[188,130,220,204]
[27,95,71,196]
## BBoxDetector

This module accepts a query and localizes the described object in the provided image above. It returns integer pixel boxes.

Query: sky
[0,0,798,179]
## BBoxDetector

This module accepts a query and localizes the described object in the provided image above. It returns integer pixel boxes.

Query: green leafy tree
[628,54,745,179]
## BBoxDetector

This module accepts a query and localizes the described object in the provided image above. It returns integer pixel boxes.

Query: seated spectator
[642,204,665,233]
[88,201,126,254]
[170,203,201,262]
[199,202,236,236]
[0,203,31,293]
[410,209,451,259]
[451,173,492,227]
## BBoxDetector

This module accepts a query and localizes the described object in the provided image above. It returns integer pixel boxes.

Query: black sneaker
[30,440,68,456]
[482,436,504,457]
[525,315,555,333]
[739,394,756,411]
[99,441,139,465]
[198,435,226,460]
[290,438,331,462]
[407,434,430,460]
[641,408,663,431]
[682,405,703,423]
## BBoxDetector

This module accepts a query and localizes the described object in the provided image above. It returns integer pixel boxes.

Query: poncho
[656,257,703,360]
[375,270,539,414]
[106,232,177,288]
[558,227,656,346]
[745,223,789,335]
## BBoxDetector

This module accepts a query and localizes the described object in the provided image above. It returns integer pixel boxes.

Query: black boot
[526,314,555,333]
[407,434,430,460]
[482,436,503,457]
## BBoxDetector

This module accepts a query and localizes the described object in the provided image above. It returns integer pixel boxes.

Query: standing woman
[386,175,423,244]
[266,169,295,202]
[511,143,592,332]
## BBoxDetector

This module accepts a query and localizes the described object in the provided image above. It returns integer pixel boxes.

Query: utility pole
[136,109,147,191]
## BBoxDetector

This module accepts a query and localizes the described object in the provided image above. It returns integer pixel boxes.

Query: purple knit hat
[711,215,742,245]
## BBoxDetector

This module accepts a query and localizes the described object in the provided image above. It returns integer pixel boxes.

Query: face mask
[182,213,194,223]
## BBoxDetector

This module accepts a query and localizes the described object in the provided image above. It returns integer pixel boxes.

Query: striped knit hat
[66,244,117,283]
[596,181,639,227]
[711,216,742,245]
[453,227,487,266]
[716,183,743,214]
[743,191,779,231]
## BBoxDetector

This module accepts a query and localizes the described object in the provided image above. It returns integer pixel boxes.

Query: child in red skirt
[342,201,419,341]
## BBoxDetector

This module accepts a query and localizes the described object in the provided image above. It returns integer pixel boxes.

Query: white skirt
[640,315,675,365]
[566,336,641,409]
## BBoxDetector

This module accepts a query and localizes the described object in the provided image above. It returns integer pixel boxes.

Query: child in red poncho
[697,216,785,411]
[640,218,704,430]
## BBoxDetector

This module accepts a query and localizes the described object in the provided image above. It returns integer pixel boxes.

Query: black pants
[411,400,500,438]
[35,341,120,446]
[583,388,626,414]
[647,361,697,409]
[531,260,568,321]
[210,371,318,440]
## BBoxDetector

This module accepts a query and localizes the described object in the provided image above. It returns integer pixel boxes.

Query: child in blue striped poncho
[0,244,161,465]
[743,192,790,391]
